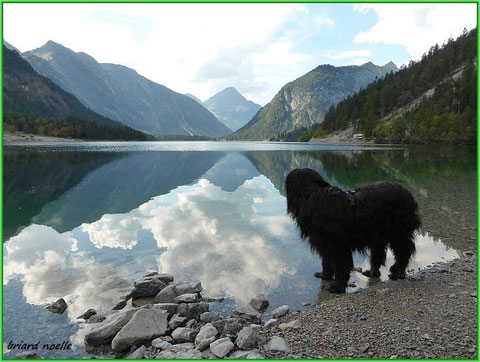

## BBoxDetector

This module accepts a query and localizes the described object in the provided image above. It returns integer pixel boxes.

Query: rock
[265,336,291,353]
[195,323,218,351]
[210,337,234,358]
[200,311,222,323]
[131,278,166,298]
[279,319,302,330]
[250,324,261,331]
[264,319,277,328]
[229,350,253,359]
[471,292,477,297]
[14,352,42,359]
[175,281,203,295]
[177,302,209,320]
[421,334,432,340]
[235,327,257,350]
[169,314,188,329]
[132,297,155,307]
[360,343,370,353]
[170,342,195,352]
[249,295,269,311]
[126,345,147,359]
[144,270,159,277]
[447,293,458,298]
[77,308,97,320]
[175,349,202,359]
[155,273,175,284]
[233,304,262,324]
[213,318,250,339]
[155,350,177,359]
[154,285,177,303]
[45,298,67,314]
[172,327,196,343]
[85,309,137,346]
[200,348,216,359]
[175,293,200,303]
[246,352,264,359]
[111,309,169,351]
[202,297,225,303]
[359,316,367,321]
[149,303,178,317]
[151,338,172,350]
[112,299,128,310]
[86,314,106,324]
[271,305,289,318]
[185,319,200,329]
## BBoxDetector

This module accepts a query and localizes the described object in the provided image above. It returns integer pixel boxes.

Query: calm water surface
[3,142,476,358]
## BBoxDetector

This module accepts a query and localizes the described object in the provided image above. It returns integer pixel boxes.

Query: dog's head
[285,168,330,215]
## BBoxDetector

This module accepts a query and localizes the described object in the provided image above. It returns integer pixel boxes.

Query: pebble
[265,336,291,353]
[271,305,289,318]
[210,337,235,358]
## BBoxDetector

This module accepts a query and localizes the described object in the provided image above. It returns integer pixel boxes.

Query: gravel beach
[258,254,477,359]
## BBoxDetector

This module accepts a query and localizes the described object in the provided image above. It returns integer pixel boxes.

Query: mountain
[3,40,20,53]
[319,28,476,144]
[3,46,147,140]
[185,93,202,104]
[203,87,261,131]
[227,62,398,140]
[23,41,231,137]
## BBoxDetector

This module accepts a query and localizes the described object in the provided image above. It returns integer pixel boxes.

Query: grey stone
[175,293,200,303]
[200,348,216,359]
[200,311,222,323]
[86,314,106,324]
[250,324,261,331]
[112,299,128,310]
[447,293,458,298]
[14,352,42,359]
[85,309,137,346]
[249,295,269,311]
[235,327,258,350]
[172,327,196,343]
[195,323,218,351]
[45,298,67,314]
[155,273,174,284]
[279,319,302,330]
[210,337,234,358]
[175,281,203,295]
[169,314,188,329]
[170,342,195,352]
[143,270,159,277]
[154,285,177,303]
[177,302,209,320]
[185,319,200,329]
[233,304,262,324]
[149,303,178,317]
[155,350,177,359]
[264,319,277,328]
[77,308,97,320]
[175,349,202,359]
[265,336,291,352]
[229,350,252,359]
[212,318,250,339]
[151,338,172,350]
[131,278,166,298]
[111,309,169,351]
[246,352,264,359]
[271,305,289,318]
[126,345,147,359]
[132,297,155,307]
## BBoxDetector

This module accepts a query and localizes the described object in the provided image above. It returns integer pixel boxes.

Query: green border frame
[0,1,478,361]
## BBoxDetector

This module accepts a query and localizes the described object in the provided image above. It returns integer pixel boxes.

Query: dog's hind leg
[389,236,415,280]
[314,257,334,280]
[362,245,387,278]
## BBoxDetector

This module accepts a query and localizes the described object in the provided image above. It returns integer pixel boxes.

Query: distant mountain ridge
[23,41,231,137]
[203,87,262,131]
[227,61,398,140]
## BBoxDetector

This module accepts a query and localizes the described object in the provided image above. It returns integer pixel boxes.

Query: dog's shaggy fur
[286,168,421,293]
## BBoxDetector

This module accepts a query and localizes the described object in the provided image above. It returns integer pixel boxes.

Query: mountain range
[227,61,398,140]
[203,87,261,131]
[23,41,231,137]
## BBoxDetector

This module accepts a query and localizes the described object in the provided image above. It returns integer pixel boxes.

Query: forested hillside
[311,28,477,144]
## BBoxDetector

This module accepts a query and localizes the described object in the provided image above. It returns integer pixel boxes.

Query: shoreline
[3,132,83,144]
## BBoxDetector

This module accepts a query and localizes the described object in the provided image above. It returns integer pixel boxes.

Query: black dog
[286,168,421,293]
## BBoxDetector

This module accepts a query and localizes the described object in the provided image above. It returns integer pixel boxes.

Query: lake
[3,141,476,358]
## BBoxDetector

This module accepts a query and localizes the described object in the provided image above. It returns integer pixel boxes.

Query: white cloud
[326,49,372,60]
[353,4,477,60]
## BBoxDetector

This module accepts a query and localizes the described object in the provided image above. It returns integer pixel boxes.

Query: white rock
[235,327,257,350]
[271,305,289,318]
[170,342,195,352]
[111,309,168,351]
[264,319,277,328]
[265,336,291,352]
[175,349,202,359]
[175,293,200,303]
[149,303,178,317]
[85,309,137,346]
[210,337,234,358]
[250,324,261,331]
[246,352,265,359]
[195,323,218,351]
[229,350,253,359]
[151,338,172,350]
[279,319,302,330]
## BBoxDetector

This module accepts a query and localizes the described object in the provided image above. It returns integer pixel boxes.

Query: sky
[3,3,477,106]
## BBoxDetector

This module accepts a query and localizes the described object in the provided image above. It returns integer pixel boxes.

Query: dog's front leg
[328,248,353,294]
[314,257,334,280]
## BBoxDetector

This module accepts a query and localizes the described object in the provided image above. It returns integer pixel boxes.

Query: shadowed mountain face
[203,87,261,132]
[228,62,398,140]
[23,41,231,137]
